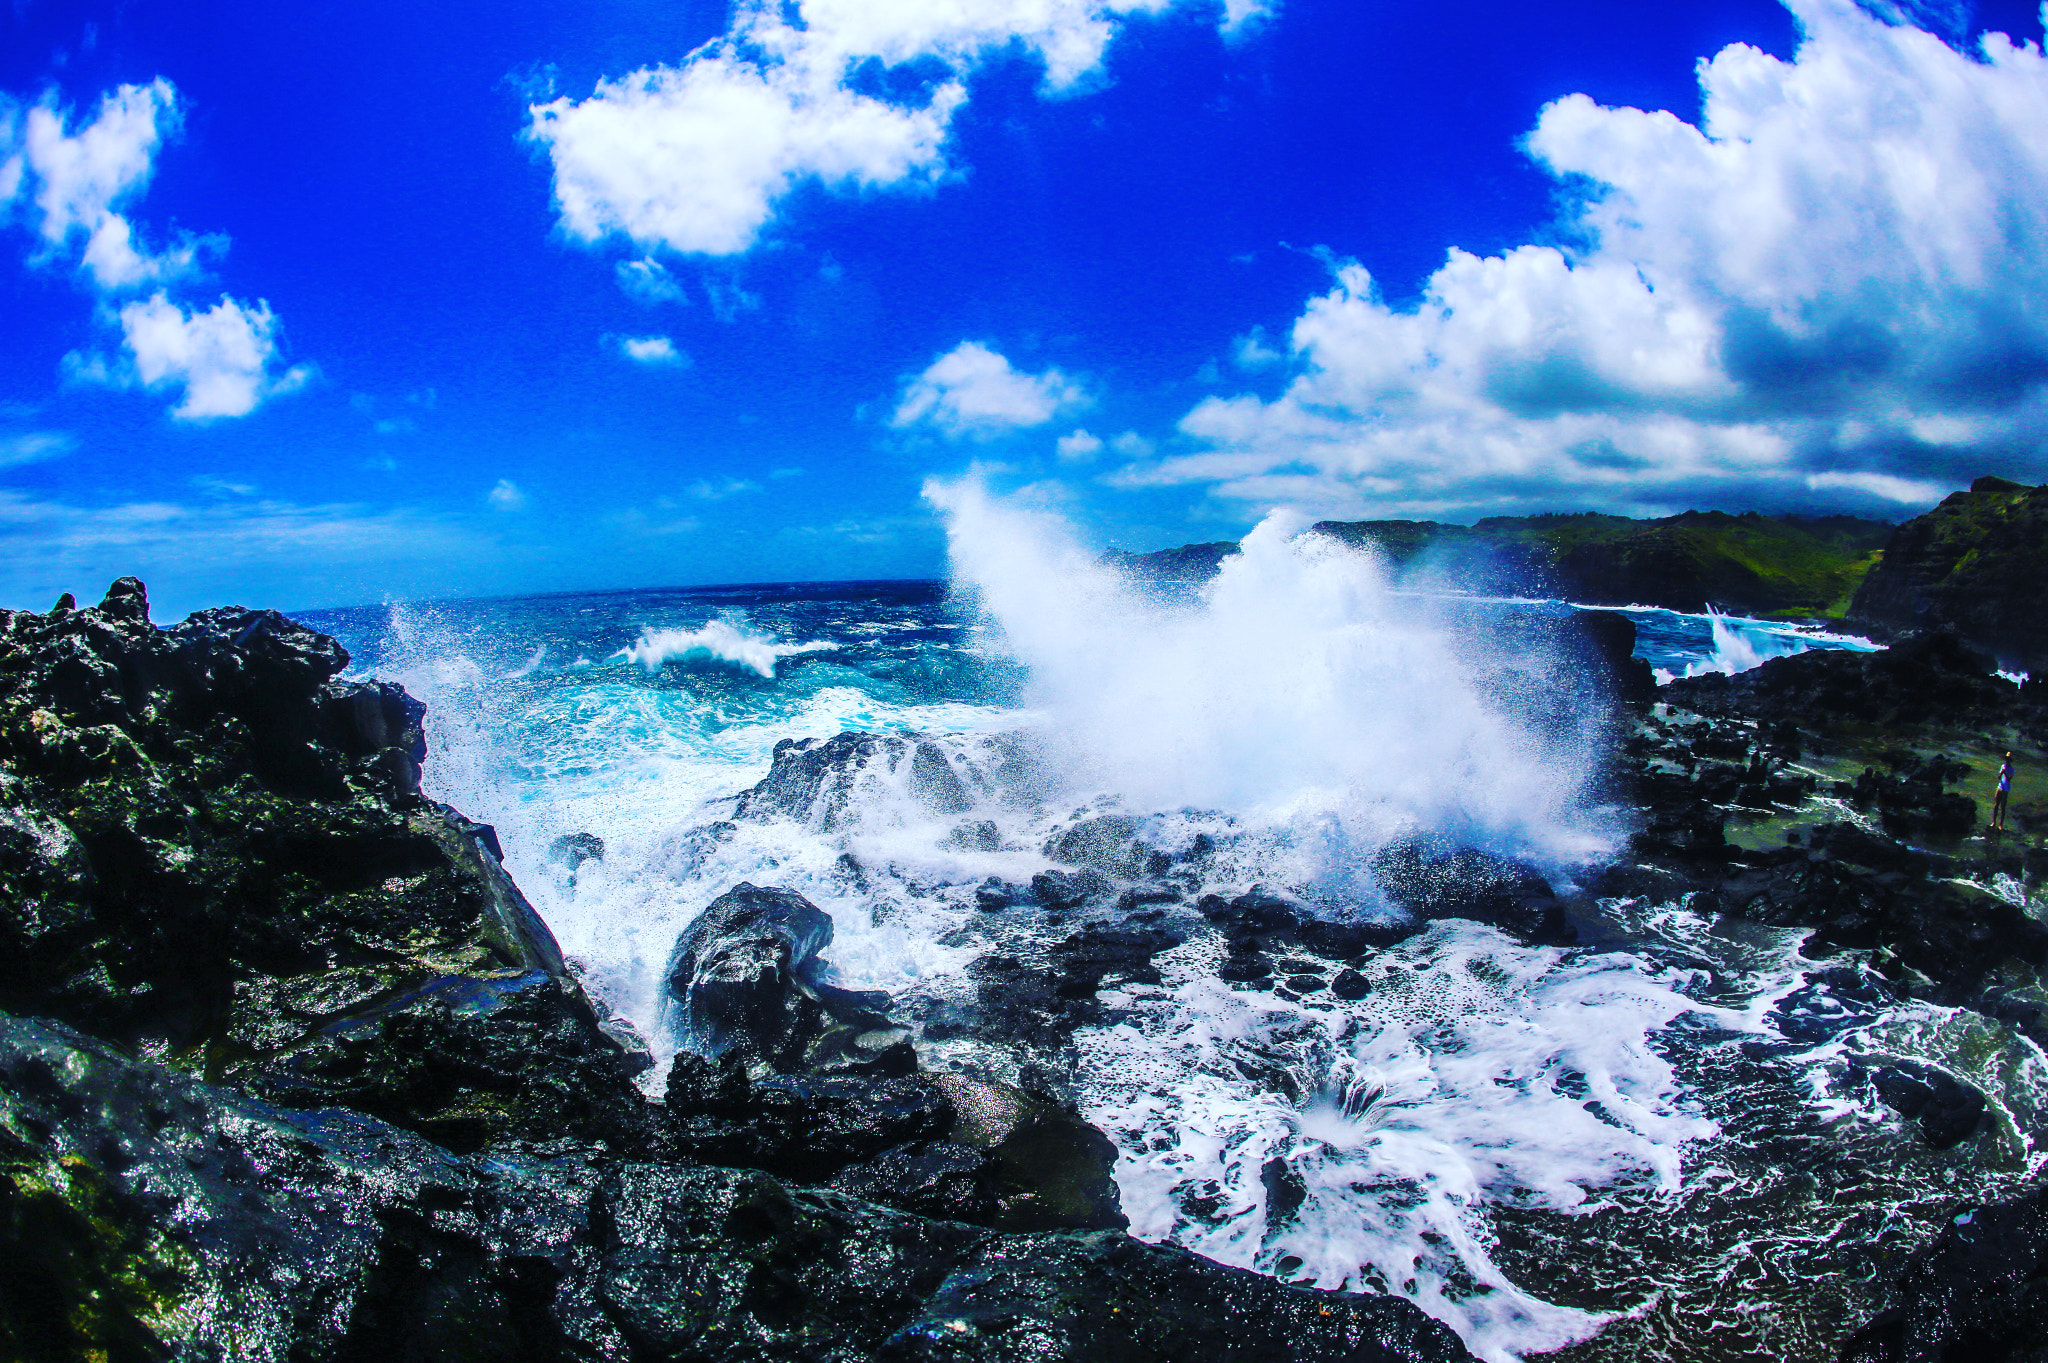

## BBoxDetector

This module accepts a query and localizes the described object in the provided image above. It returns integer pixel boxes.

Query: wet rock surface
[0,1013,1471,1363]
[1609,624,2047,1358]
[0,581,1471,1363]
[1837,1181,2048,1362]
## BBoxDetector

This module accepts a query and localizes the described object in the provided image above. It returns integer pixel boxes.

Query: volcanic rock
[0,577,646,1153]
[1668,629,2021,730]
[1847,475,2048,673]
[1369,841,1577,944]
[736,731,979,830]
[0,1013,1472,1363]
[0,581,1473,1362]
[1840,1181,2048,1362]
[664,882,837,1061]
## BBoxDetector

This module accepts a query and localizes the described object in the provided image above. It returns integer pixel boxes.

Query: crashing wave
[614,618,838,679]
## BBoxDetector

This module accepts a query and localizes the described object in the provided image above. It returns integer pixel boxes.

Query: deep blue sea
[300,514,2033,1363]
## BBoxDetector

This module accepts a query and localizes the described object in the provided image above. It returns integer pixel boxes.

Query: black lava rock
[1841,1181,2048,1362]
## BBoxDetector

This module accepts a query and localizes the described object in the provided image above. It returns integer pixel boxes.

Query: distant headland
[1107,476,2047,674]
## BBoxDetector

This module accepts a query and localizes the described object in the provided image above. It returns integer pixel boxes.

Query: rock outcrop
[1838,1180,2048,1361]
[0,580,1473,1363]
[1610,620,2047,1356]
[1847,475,2048,673]
[0,1013,1472,1363]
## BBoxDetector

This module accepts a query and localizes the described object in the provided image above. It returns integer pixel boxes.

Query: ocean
[301,500,2035,1363]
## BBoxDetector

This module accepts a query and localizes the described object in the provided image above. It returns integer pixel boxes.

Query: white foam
[1079,919,1780,1362]
[1651,608,1879,685]
[336,549,2027,1363]
[925,479,1614,874]
[614,618,839,679]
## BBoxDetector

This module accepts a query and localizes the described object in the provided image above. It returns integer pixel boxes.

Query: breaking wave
[614,618,839,678]
[926,477,1615,874]
[299,502,2026,1363]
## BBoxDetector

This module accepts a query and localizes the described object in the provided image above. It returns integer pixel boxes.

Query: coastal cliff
[1847,476,2048,673]
[1112,510,1891,619]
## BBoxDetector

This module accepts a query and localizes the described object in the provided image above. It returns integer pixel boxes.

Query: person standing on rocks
[1991,753,2014,831]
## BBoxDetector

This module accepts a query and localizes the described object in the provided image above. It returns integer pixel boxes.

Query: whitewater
[303,489,2036,1363]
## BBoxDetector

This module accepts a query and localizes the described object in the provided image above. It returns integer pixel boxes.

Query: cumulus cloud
[1155,0,2048,516]
[1057,428,1103,461]
[3,79,307,422]
[616,255,688,304]
[618,334,690,366]
[12,79,206,290]
[526,0,1267,259]
[114,293,311,421]
[487,479,528,511]
[894,341,1085,437]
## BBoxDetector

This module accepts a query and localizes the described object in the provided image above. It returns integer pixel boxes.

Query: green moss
[0,1144,194,1361]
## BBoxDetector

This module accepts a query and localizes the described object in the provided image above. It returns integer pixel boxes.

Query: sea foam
[614,618,838,678]
[925,478,1615,876]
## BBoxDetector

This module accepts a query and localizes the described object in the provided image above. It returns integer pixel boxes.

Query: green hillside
[1114,510,1894,619]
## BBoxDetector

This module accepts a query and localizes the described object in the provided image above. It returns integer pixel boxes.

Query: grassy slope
[1846,476,2048,661]
[1309,511,1893,617]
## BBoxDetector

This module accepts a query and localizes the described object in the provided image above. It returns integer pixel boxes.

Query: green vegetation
[1110,509,1895,617]
[1846,475,2048,670]
[1309,509,1894,617]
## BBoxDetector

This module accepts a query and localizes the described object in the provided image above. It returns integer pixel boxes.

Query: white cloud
[687,476,760,499]
[192,475,256,497]
[1156,0,2048,516]
[15,80,208,290]
[526,0,1267,259]
[705,279,762,322]
[4,79,309,423]
[117,293,311,421]
[617,255,688,304]
[23,80,172,245]
[619,334,690,366]
[1231,326,1284,370]
[0,431,76,467]
[78,213,209,289]
[1057,428,1103,461]
[895,341,1086,437]
[488,479,528,511]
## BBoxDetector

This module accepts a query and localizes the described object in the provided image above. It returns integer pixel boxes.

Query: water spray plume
[924,477,1613,875]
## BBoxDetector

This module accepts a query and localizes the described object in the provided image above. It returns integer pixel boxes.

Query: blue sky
[2,0,2045,615]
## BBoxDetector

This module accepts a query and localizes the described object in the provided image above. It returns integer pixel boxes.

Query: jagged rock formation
[0,577,647,1154]
[0,580,1472,1363]
[1847,475,2048,673]
[0,1013,1468,1363]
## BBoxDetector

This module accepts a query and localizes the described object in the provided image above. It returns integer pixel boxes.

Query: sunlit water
[301,503,2031,1363]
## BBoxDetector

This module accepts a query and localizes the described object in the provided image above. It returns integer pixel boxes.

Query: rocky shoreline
[0,580,1471,1362]
[2,577,2045,1361]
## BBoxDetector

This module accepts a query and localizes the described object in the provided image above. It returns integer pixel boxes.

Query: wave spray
[925,478,1615,885]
